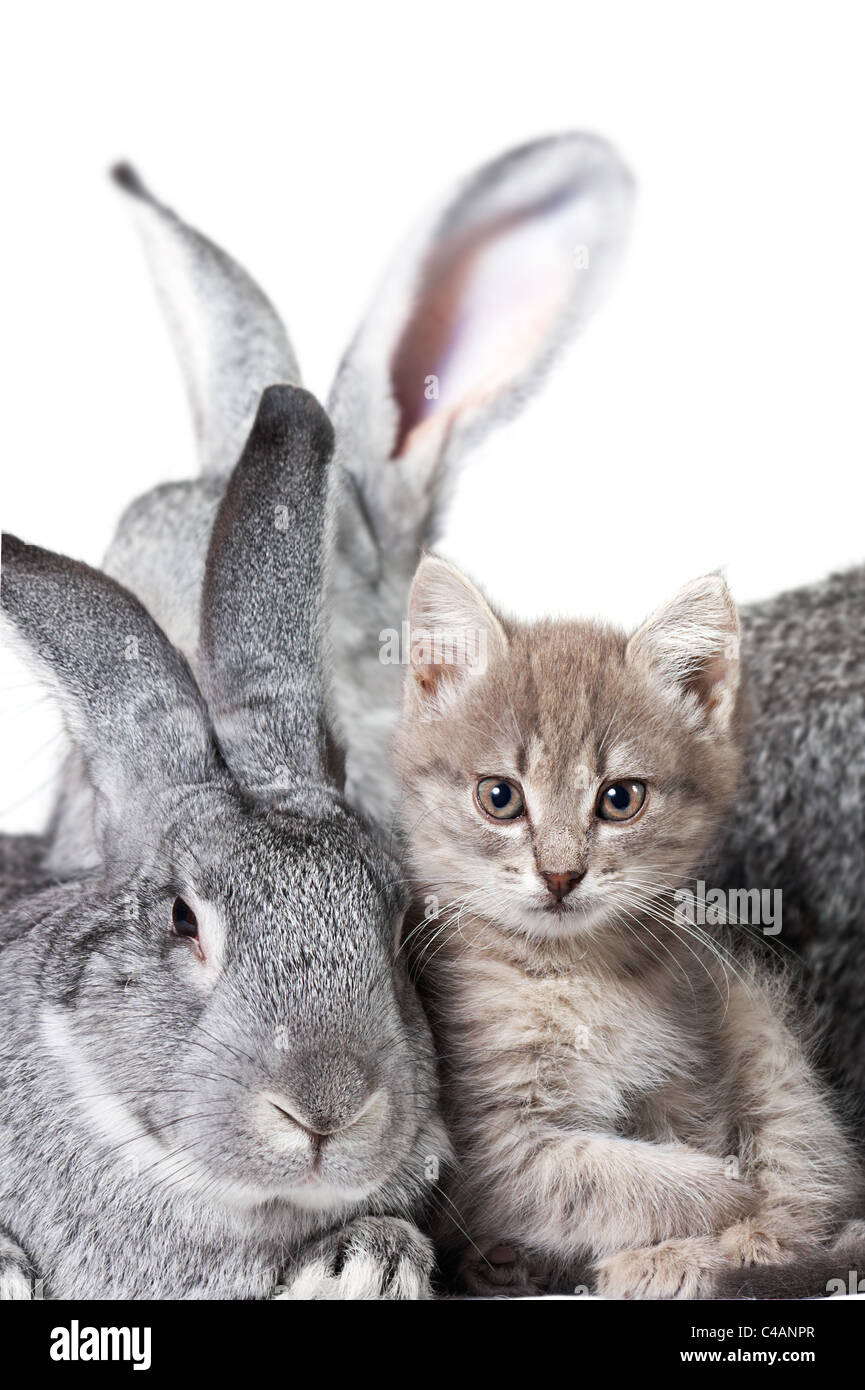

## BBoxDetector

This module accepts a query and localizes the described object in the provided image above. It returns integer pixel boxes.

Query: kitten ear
[626,574,741,730]
[407,555,507,712]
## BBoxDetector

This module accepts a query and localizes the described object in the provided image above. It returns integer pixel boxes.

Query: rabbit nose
[542,869,585,900]
[268,1098,334,1143]
[266,1089,380,1141]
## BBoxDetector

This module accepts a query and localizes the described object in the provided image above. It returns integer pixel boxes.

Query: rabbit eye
[477,777,525,821]
[171,897,199,938]
[597,780,647,822]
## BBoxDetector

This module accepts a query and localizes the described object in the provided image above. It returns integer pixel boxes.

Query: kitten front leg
[497,1132,756,1259]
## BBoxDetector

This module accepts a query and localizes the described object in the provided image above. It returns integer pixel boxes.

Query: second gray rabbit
[713,566,865,1133]
[45,135,635,875]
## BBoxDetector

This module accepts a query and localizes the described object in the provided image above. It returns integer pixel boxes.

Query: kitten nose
[542,870,584,900]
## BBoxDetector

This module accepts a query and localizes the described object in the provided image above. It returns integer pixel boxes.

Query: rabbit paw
[274,1217,434,1301]
[0,1233,36,1300]
[458,1243,554,1298]
[596,1236,726,1300]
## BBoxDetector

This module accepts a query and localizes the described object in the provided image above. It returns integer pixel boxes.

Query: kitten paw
[596,1237,725,1300]
[273,1217,434,1301]
[458,1243,554,1298]
[718,1218,799,1267]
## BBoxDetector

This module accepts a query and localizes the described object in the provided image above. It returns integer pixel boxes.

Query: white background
[2,0,864,832]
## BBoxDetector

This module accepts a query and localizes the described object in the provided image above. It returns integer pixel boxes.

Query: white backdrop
[2,0,864,832]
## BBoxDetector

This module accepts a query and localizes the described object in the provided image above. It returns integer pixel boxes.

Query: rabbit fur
[0,386,447,1299]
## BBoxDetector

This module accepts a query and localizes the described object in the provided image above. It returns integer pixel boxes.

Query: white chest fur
[435,926,720,1147]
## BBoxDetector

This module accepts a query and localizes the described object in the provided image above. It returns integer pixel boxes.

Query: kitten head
[395,556,745,942]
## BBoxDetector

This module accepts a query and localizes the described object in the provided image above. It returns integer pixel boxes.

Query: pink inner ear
[389,197,576,459]
[687,652,733,713]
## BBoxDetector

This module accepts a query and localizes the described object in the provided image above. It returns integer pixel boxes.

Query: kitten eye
[597,780,647,822]
[477,777,525,821]
[171,897,199,939]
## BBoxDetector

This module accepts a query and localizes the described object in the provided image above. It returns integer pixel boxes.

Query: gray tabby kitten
[395,555,861,1298]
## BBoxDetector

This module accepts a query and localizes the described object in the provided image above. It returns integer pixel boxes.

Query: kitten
[395,556,861,1298]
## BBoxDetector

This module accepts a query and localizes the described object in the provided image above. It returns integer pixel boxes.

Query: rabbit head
[1,386,441,1218]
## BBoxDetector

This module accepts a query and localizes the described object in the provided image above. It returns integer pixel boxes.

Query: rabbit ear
[327,134,633,825]
[329,133,633,539]
[112,163,301,477]
[1,534,220,821]
[198,385,335,805]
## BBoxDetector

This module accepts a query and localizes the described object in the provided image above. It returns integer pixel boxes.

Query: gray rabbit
[0,386,447,1299]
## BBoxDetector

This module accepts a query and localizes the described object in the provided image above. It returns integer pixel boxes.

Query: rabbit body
[714,564,865,1130]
